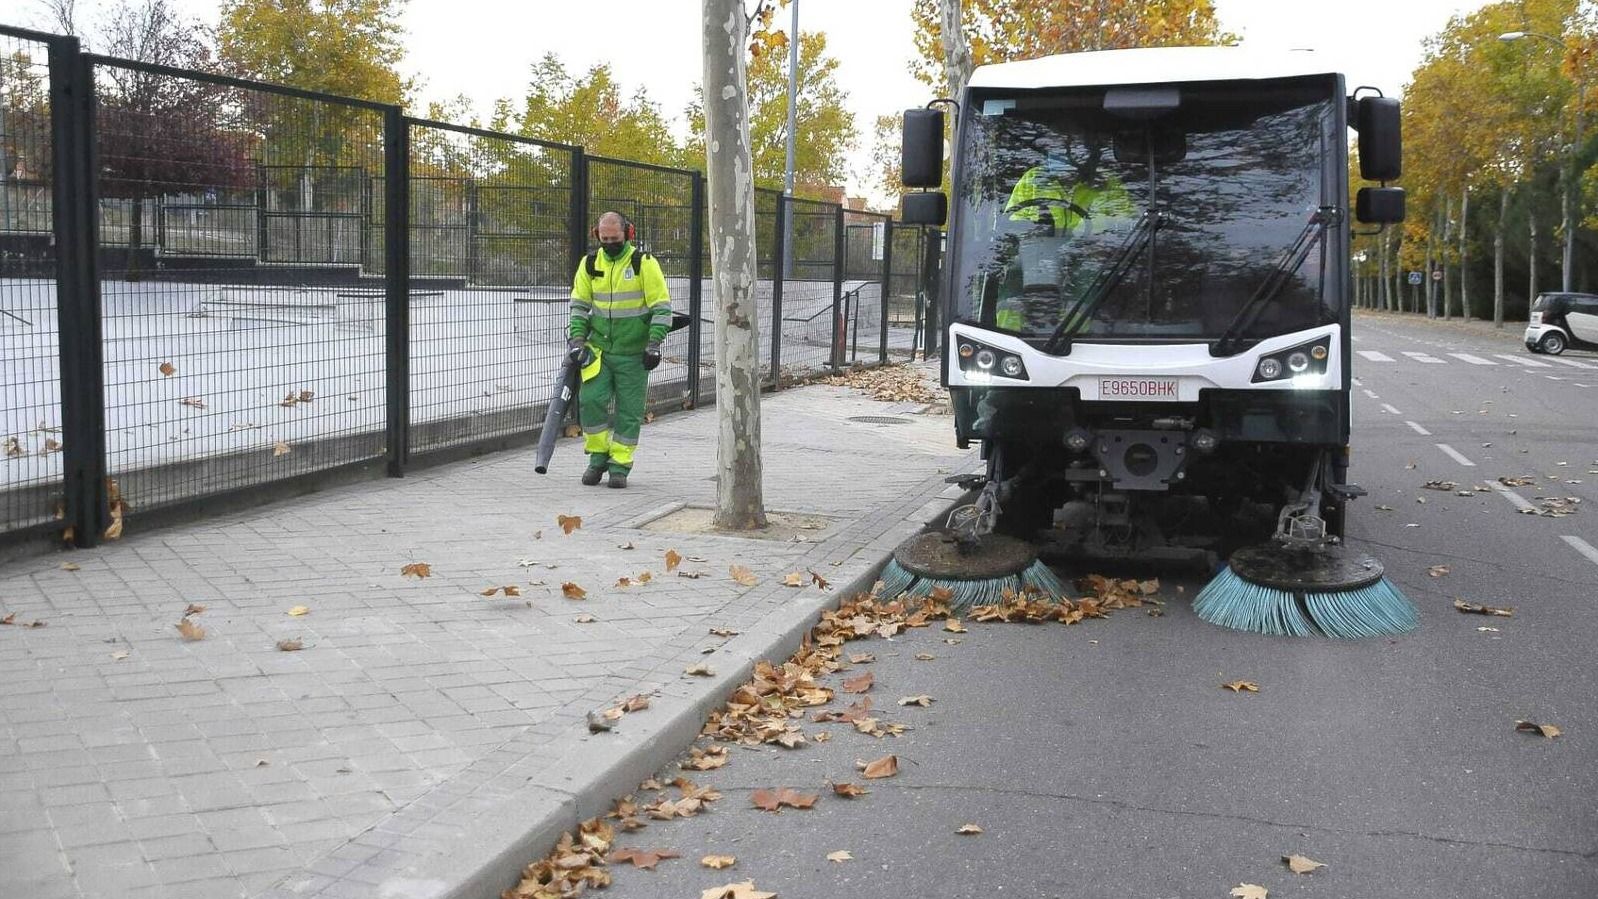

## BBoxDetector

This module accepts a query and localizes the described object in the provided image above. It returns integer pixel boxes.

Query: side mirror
[1355,186,1405,224]
[901,108,945,189]
[1355,96,1401,182]
[901,191,947,226]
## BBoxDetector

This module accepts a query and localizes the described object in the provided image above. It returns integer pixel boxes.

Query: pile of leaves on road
[502,573,1155,899]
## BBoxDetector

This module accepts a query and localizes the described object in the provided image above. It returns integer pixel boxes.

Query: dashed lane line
[1406,421,1432,436]
[1381,403,1402,415]
[1435,443,1477,467]
[1448,353,1497,365]
[1402,351,1446,364]
[1362,388,1380,400]
[1357,350,1396,362]
[1545,356,1598,369]
[1563,536,1598,569]
[1489,482,1537,512]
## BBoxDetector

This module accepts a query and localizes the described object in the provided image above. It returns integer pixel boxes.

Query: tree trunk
[1493,187,1507,328]
[1528,213,1539,316]
[1441,195,1454,320]
[1378,232,1390,310]
[1424,225,1435,318]
[939,0,973,100]
[1459,185,1470,320]
[702,0,767,531]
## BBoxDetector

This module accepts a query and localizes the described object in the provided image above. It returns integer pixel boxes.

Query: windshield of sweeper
[950,76,1342,345]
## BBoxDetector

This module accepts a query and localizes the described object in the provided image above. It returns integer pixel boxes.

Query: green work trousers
[580,351,648,474]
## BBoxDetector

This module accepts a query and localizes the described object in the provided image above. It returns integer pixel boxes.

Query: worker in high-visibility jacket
[994,157,1135,334]
[567,211,673,488]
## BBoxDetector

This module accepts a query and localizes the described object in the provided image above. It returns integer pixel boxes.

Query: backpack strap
[631,250,647,278]
[585,251,600,279]
[586,248,648,280]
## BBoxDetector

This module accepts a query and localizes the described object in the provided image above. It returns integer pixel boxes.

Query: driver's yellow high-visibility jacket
[1005,167,1134,234]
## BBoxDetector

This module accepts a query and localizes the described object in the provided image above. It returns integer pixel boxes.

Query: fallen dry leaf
[276,638,303,652]
[826,850,853,863]
[701,855,737,870]
[1283,854,1326,874]
[898,695,934,707]
[179,396,206,410]
[842,672,874,694]
[832,782,868,798]
[558,514,582,535]
[1515,720,1562,739]
[562,582,587,600]
[665,549,683,572]
[481,585,521,597]
[914,652,935,661]
[608,847,679,870]
[401,562,432,579]
[176,618,205,641]
[730,565,759,587]
[60,561,80,572]
[286,605,310,617]
[679,570,706,579]
[685,662,716,677]
[861,754,899,779]
[1230,885,1268,899]
[849,652,875,664]
[1428,565,1450,578]
[575,614,597,623]
[956,823,983,835]
[159,361,176,377]
[810,570,831,590]
[700,882,776,899]
[1453,599,1513,618]
[111,650,129,660]
[709,627,739,637]
[615,576,633,588]
[273,440,291,457]
[943,618,968,634]
[782,571,805,587]
[751,787,819,812]
[618,541,635,550]
[1223,680,1260,693]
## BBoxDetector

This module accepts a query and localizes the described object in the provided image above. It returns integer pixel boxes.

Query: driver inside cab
[993,139,1136,334]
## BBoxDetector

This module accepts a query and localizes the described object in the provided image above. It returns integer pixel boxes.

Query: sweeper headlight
[1064,428,1092,451]
[1252,338,1331,383]
[956,338,1028,381]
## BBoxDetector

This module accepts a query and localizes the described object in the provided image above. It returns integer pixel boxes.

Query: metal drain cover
[848,415,911,425]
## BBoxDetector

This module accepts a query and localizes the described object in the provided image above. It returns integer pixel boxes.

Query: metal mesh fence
[0,24,925,543]
[406,121,574,454]
[0,30,62,533]
[91,57,389,516]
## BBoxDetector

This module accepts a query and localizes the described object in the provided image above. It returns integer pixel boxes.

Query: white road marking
[1489,481,1537,512]
[1402,351,1446,364]
[1362,388,1380,400]
[1546,375,1571,381]
[1381,403,1402,415]
[1357,350,1395,362]
[1563,535,1598,568]
[1406,421,1432,436]
[1448,353,1496,365]
[1545,356,1597,369]
[1496,353,1551,368]
[1435,443,1477,467]
[1352,377,1364,387]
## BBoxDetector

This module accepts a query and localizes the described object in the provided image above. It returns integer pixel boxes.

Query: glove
[567,337,589,366]
[643,342,662,371]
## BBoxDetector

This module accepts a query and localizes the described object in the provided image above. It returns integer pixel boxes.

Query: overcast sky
[25,0,1500,199]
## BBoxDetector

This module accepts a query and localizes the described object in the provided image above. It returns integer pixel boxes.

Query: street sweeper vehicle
[888,47,1417,637]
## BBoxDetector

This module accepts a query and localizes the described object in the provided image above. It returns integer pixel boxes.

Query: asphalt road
[584,311,1598,899]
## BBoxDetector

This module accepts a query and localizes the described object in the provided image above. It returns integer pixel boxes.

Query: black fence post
[49,39,108,548]
[570,147,589,271]
[465,180,479,285]
[688,171,705,407]
[256,162,269,261]
[769,195,786,386]
[830,204,845,370]
[922,228,942,361]
[879,218,893,363]
[383,109,410,477]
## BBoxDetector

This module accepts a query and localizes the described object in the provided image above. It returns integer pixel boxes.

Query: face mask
[601,240,626,258]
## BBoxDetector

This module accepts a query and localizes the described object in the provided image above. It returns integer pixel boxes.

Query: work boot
[581,467,605,487]
[608,471,628,489]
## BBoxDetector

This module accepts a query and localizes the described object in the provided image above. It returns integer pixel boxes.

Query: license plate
[1098,377,1179,399]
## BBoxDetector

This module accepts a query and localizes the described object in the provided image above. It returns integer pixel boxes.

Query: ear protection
[592,212,636,242]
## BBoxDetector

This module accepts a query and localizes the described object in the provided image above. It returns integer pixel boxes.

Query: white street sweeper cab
[901,47,1405,565]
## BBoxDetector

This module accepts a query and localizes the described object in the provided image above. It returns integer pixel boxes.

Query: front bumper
[1525,323,1564,348]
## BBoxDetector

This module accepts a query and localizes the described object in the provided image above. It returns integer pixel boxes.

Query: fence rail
[0,24,940,545]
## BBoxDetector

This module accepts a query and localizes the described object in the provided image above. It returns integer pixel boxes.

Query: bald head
[595,212,628,242]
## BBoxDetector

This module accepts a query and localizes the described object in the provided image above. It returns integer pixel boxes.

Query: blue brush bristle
[1018,560,1067,600]
[1196,565,1419,639]
[1193,567,1318,637]
[1304,579,1418,638]
[877,558,919,599]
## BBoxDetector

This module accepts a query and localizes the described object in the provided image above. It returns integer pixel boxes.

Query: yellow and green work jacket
[1005,168,1135,234]
[569,243,672,355]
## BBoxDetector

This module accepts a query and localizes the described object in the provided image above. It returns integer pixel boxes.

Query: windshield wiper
[1212,206,1339,357]
[1042,210,1164,356]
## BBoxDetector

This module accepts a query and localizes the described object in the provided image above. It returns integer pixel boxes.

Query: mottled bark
[1493,187,1507,328]
[1459,185,1470,320]
[702,0,767,530]
[939,0,973,100]
[1528,213,1539,316]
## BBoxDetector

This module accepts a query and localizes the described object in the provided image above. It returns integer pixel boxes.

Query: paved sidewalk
[0,365,977,899]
